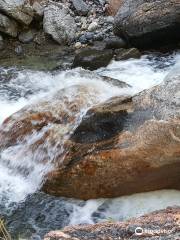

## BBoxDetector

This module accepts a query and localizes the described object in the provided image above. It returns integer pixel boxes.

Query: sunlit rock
[43,65,180,199]
[44,206,180,240]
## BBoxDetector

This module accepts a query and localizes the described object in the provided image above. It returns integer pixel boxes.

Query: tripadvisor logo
[0,219,11,240]
[135,226,173,236]
[135,227,144,235]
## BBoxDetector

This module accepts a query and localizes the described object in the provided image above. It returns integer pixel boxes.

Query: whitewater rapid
[0,52,180,238]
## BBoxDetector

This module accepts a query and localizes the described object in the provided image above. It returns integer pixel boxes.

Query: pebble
[75,42,82,49]
[79,35,87,44]
[81,22,87,30]
[19,30,35,44]
[88,22,98,31]
[85,32,94,40]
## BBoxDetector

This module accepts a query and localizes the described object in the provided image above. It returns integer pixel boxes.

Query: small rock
[115,48,141,61]
[15,45,23,55]
[81,22,87,30]
[18,30,35,44]
[33,31,46,45]
[79,35,87,44]
[73,48,113,70]
[105,36,127,49]
[0,35,4,50]
[72,0,89,16]
[94,34,103,41]
[85,32,94,41]
[88,22,98,31]
[75,42,82,49]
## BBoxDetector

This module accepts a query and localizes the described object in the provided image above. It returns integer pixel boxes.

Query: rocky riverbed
[0,0,180,240]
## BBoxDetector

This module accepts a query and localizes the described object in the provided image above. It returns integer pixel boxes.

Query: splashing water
[0,52,180,238]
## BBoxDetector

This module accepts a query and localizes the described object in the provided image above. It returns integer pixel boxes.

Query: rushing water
[0,52,180,239]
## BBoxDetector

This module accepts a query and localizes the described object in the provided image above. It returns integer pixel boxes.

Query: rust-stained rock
[1,66,180,200]
[44,206,180,240]
[0,85,102,157]
[42,66,180,199]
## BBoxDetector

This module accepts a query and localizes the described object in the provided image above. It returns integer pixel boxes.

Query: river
[0,51,180,239]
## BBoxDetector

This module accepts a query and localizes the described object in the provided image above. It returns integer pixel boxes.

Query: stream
[0,52,180,239]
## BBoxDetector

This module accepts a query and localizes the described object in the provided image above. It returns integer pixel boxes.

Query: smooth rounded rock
[72,48,113,70]
[18,30,35,44]
[114,0,180,48]
[43,66,180,199]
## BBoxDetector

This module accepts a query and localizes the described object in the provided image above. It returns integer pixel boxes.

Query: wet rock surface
[42,65,180,199]
[0,39,75,71]
[4,192,76,240]
[44,206,180,240]
[73,48,114,70]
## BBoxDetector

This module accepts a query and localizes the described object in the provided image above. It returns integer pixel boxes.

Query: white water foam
[69,190,180,225]
[0,69,129,207]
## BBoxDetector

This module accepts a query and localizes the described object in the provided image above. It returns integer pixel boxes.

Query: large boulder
[0,13,18,37]
[43,2,77,45]
[44,206,180,240]
[0,74,129,160]
[0,67,180,200]
[0,0,34,25]
[42,65,180,199]
[114,0,180,48]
